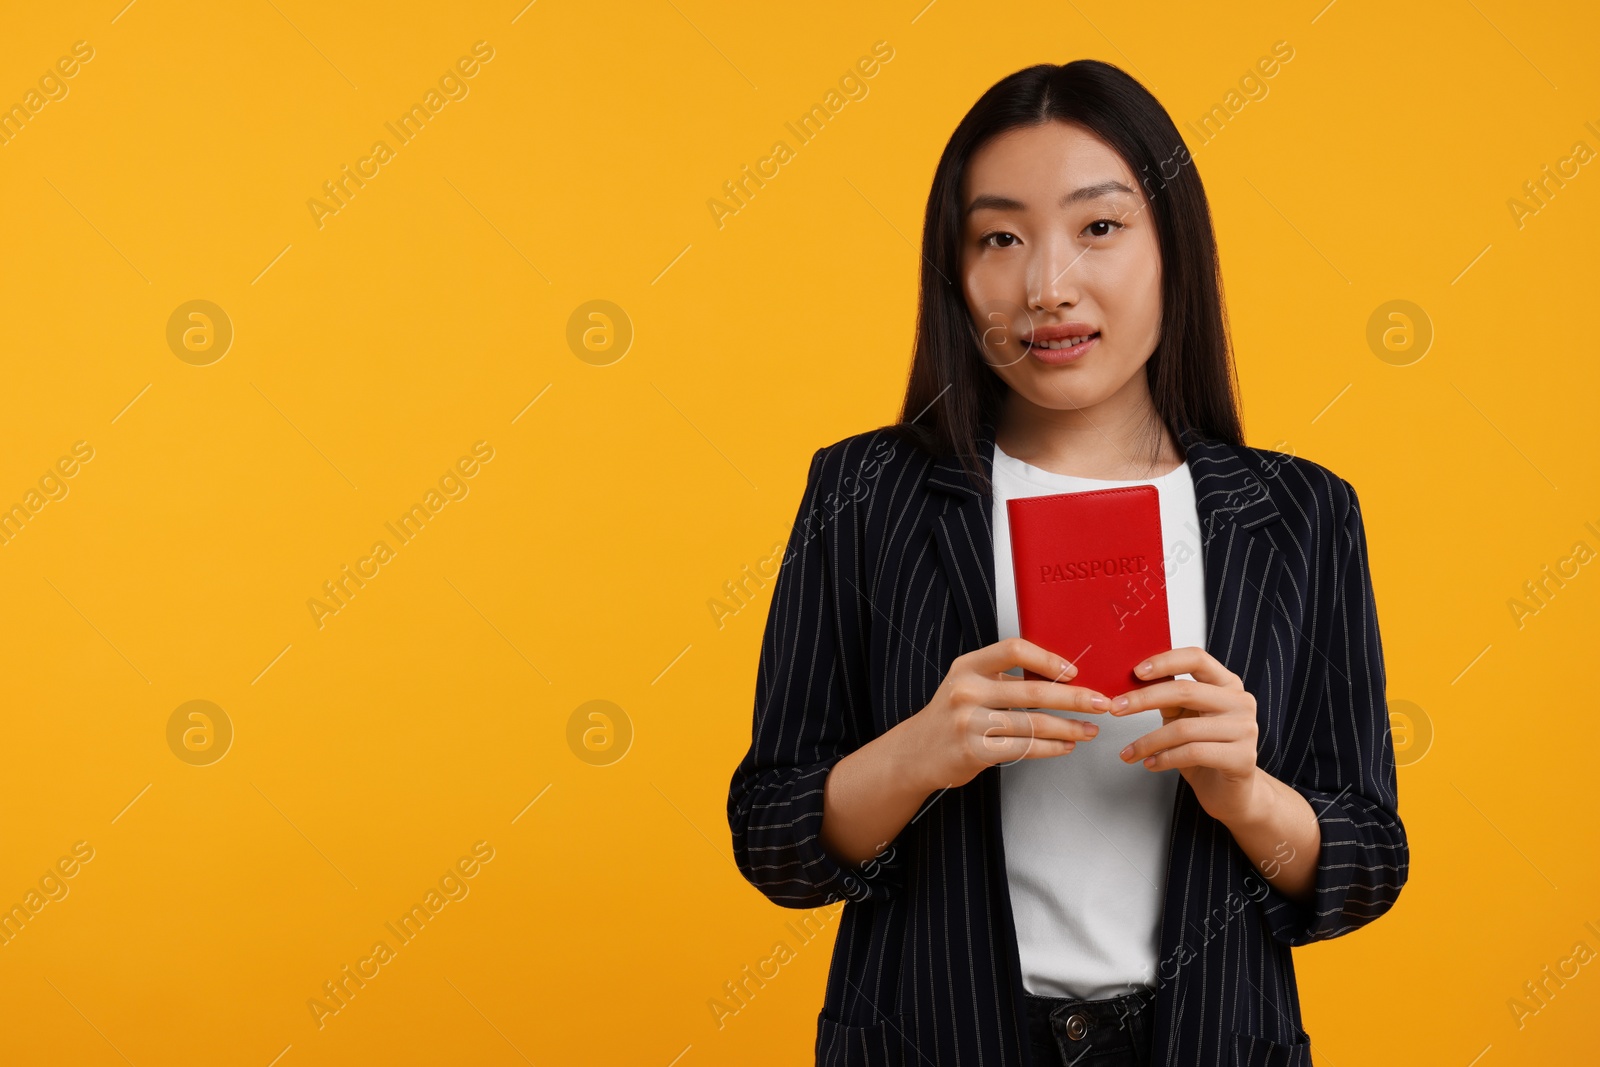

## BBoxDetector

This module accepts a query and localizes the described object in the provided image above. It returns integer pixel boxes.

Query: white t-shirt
[990,440,1209,1000]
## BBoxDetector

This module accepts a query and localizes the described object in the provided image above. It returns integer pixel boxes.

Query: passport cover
[1006,484,1172,697]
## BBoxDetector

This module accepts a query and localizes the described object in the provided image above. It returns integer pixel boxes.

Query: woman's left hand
[1109,646,1262,827]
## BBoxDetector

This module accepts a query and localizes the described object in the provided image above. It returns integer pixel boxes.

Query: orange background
[0,1,1596,1064]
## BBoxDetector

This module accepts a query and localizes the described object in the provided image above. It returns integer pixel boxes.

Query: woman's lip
[1024,333,1099,363]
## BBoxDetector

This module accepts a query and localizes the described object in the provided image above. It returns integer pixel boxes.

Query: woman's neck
[994,392,1183,481]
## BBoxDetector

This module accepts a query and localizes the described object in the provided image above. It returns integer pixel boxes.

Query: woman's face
[959,121,1164,415]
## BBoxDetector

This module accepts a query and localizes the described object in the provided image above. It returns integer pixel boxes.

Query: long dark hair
[890,59,1245,494]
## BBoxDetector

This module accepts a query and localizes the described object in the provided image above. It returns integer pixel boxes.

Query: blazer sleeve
[726,442,907,909]
[1258,475,1410,946]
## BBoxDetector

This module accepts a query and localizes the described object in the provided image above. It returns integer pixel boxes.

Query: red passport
[1006,484,1172,697]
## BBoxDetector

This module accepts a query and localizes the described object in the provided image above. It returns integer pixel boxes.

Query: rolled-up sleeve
[1260,476,1410,946]
[726,442,906,909]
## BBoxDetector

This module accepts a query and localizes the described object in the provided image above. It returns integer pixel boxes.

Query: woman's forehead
[963,124,1141,206]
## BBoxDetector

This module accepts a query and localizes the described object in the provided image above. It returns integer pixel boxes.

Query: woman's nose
[1027,238,1084,311]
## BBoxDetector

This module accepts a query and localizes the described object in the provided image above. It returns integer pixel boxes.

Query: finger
[1132,741,1238,772]
[988,676,1110,714]
[1023,711,1101,743]
[1018,738,1079,760]
[1128,646,1241,691]
[971,706,1034,741]
[968,636,1080,684]
[964,708,1097,771]
[964,710,1032,769]
[1118,716,1249,764]
[965,709,1043,768]
[972,707,1100,744]
[971,732,1078,767]
[1107,677,1237,717]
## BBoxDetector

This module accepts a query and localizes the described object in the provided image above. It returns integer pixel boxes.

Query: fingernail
[1083,724,1098,737]
[1119,745,1133,761]
[1090,695,1110,710]
[1136,662,1152,675]
[1111,696,1130,710]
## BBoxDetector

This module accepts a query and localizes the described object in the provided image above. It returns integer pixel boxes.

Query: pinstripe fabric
[727,414,1408,1067]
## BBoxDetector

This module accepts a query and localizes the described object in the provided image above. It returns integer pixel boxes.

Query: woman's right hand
[903,637,1111,793]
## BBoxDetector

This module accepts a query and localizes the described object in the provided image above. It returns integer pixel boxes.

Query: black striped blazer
[726,414,1409,1067]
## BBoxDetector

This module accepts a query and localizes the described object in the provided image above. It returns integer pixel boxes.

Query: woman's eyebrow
[965,180,1137,216]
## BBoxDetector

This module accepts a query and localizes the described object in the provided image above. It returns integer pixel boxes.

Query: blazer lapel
[927,417,1002,652]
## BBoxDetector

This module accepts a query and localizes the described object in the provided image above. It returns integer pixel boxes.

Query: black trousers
[1023,986,1156,1066]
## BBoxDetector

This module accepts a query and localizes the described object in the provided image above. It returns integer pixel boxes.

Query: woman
[727,60,1407,1067]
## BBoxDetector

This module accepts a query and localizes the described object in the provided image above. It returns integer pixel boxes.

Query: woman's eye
[980,231,1019,248]
[1084,218,1124,238]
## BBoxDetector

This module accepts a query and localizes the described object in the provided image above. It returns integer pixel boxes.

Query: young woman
[727,60,1407,1067]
